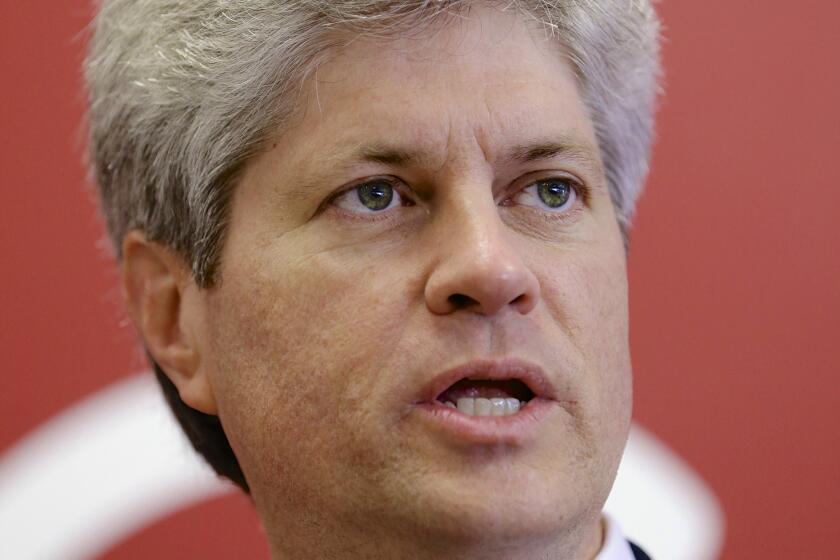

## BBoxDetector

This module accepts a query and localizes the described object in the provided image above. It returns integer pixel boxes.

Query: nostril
[448,293,477,308]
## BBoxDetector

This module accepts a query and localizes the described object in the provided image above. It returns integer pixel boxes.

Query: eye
[332,179,408,214]
[512,177,579,212]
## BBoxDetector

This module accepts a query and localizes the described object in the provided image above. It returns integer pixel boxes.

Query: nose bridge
[447,194,510,271]
[424,186,541,316]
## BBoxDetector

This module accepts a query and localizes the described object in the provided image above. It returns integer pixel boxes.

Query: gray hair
[86,0,661,287]
[84,0,661,490]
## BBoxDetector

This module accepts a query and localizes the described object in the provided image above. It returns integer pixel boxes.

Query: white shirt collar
[594,513,637,560]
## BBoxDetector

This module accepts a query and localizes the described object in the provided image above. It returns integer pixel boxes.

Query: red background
[2,2,838,558]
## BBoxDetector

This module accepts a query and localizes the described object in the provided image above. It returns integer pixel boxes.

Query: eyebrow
[507,139,602,170]
[354,137,603,172]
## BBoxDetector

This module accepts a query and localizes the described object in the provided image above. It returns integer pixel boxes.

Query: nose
[424,201,541,316]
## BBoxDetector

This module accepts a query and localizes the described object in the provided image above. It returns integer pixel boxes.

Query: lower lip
[413,398,559,446]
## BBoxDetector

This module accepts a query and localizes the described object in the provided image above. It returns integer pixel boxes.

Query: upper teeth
[443,397,522,416]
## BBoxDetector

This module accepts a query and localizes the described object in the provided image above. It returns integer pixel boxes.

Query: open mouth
[435,378,535,417]
[415,358,558,444]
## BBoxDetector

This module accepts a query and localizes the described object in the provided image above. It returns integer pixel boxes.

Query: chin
[390,464,601,547]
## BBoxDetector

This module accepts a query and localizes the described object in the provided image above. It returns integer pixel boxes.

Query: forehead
[273,6,599,169]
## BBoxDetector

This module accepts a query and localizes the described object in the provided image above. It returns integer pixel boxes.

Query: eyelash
[327,175,588,221]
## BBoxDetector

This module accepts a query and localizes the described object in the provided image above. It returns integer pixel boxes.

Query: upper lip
[417,357,559,404]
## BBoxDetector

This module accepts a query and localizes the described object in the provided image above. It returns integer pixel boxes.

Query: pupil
[357,182,393,211]
[537,180,570,208]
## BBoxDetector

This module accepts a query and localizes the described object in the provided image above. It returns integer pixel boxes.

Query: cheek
[540,242,632,425]
[200,245,415,494]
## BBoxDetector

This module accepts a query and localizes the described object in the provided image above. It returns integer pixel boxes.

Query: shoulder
[598,513,653,560]
[629,540,653,560]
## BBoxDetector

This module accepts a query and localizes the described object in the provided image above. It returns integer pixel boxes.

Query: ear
[121,230,218,415]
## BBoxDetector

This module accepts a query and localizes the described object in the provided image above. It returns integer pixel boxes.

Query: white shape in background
[0,373,725,560]
[0,374,232,560]
[604,426,725,559]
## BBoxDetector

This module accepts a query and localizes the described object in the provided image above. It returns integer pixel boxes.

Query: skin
[123,6,633,560]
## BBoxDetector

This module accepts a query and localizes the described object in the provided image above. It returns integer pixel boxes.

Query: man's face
[197,6,631,553]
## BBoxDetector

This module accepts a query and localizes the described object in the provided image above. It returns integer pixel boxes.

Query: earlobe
[121,231,218,415]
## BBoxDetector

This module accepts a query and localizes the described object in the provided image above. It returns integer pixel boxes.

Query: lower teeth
[443,397,522,416]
